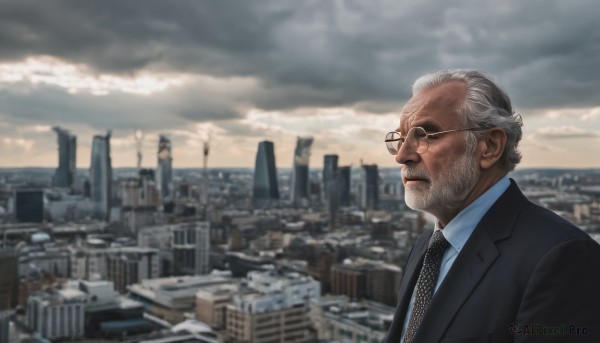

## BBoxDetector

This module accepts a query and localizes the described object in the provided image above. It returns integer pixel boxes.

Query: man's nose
[395,140,421,165]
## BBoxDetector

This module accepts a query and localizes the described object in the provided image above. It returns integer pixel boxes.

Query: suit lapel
[412,180,527,342]
[385,229,432,343]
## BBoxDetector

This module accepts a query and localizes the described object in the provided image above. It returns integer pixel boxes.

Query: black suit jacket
[385,180,600,342]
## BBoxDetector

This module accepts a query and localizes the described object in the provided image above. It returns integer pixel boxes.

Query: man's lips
[403,177,429,183]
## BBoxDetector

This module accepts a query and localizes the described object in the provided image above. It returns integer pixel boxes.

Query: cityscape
[0,127,599,343]
[2,1,600,342]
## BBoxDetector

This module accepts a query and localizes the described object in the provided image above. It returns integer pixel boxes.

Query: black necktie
[403,230,450,343]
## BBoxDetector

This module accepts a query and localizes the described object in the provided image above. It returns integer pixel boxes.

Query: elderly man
[384,70,600,343]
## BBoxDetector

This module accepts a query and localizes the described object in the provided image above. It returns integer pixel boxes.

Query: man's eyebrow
[398,120,441,133]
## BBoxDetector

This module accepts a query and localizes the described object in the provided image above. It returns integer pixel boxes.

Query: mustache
[402,167,430,180]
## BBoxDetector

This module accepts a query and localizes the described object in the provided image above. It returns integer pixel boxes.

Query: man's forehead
[397,82,466,131]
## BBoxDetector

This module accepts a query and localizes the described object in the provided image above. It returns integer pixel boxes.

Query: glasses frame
[385,127,483,155]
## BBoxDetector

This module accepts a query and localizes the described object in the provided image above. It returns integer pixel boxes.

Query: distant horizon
[1,166,599,172]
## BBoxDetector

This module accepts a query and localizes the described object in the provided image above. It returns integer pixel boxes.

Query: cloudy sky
[1,0,599,169]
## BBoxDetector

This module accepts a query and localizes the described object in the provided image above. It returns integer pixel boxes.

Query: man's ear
[479,128,507,170]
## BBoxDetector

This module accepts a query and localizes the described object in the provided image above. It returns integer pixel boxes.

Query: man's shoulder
[491,182,597,254]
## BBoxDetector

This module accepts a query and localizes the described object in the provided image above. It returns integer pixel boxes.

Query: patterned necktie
[403,230,450,343]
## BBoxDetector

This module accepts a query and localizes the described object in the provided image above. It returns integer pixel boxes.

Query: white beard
[403,151,480,214]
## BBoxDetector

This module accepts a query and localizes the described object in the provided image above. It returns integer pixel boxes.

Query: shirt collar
[435,176,510,253]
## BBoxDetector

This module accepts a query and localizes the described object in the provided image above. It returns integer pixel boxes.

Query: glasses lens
[385,132,401,155]
[407,127,428,153]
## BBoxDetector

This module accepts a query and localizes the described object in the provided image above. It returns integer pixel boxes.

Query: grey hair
[413,69,523,171]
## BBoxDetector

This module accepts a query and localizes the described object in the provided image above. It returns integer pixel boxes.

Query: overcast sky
[1,0,599,169]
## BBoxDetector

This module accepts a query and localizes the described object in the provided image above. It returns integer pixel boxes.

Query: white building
[27,289,86,340]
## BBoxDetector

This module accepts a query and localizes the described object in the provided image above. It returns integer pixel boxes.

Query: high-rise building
[337,166,351,207]
[360,164,379,210]
[322,155,339,202]
[252,141,279,209]
[323,155,339,225]
[13,189,44,223]
[290,137,314,207]
[172,222,210,275]
[121,169,160,234]
[156,135,173,201]
[90,131,112,221]
[0,248,18,310]
[52,127,76,189]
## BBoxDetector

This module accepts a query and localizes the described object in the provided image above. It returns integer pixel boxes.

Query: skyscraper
[90,131,112,221]
[360,164,379,210]
[337,166,351,207]
[290,137,313,207]
[323,154,339,202]
[253,141,279,209]
[323,155,339,226]
[156,135,173,201]
[52,127,76,189]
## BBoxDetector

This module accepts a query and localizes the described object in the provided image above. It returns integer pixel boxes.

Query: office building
[196,284,239,331]
[337,166,352,207]
[360,164,379,210]
[331,264,367,300]
[156,135,173,201]
[52,127,77,189]
[226,271,320,343]
[323,154,339,225]
[290,136,314,207]
[172,221,210,276]
[252,141,279,209]
[27,289,86,340]
[106,248,160,293]
[310,296,393,343]
[128,275,232,324]
[90,131,112,221]
[13,189,44,223]
[0,248,18,310]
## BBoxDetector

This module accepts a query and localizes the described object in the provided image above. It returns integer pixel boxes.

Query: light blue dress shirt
[400,176,510,342]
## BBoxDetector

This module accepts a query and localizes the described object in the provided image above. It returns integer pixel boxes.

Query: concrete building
[172,221,210,276]
[106,248,160,293]
[196,284,239,331]
[90,131,112,221]
[70,247,159,291]
[310,296,394,343]
[52,126,77,189]
[252,141,280,209]
[122,168,160,234]
[19,250,70,279]
[331,264,367,300]
[27,289,86,340]
[290,137,314,207]
[128,275,232,324]
[156,135,173,202]
[226,270,320,343]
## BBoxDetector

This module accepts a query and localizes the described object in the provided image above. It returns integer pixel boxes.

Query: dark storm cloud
[1,0,600,120]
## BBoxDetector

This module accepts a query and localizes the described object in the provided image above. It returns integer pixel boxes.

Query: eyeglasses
[384,127,481,155]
